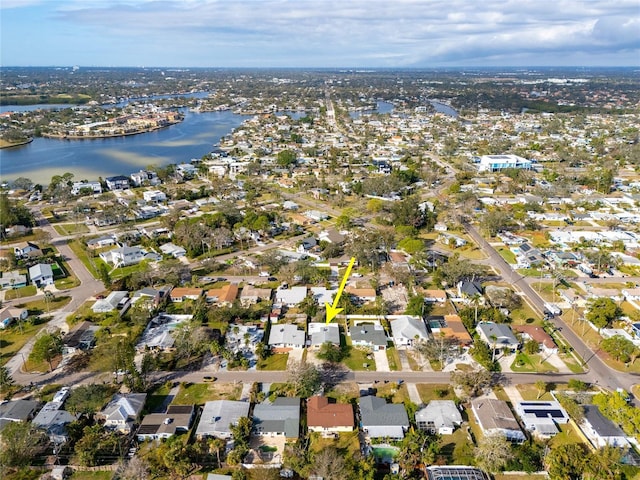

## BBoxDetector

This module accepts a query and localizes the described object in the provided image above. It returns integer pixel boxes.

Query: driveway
[286,348,304,368]
[374,349,390,372]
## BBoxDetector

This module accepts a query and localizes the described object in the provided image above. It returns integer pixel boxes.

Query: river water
[0,109,245,184]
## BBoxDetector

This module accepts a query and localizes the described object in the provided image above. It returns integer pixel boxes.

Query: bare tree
[311,447,347,480]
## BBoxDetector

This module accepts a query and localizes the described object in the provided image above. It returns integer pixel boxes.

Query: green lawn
[386,346,401,371]
[343,345,376,371]
[14,295,71,315]
[510,352,558,373]
[172,382,242,405]
[53,223,90,235]
[415,384,458,402]
[257,353,289,370]
[0,321,43,366]
[4,285,37,300]
[497,247,517,264]
[309,430,360,457]
[68,239,104,279]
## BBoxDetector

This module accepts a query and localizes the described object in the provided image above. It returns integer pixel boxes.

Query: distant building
[71,181,102,195]
[105,175,130,190]
[476,154,532,173]
[99,245,145,268]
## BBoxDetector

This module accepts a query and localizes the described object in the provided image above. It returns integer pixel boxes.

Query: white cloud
[6,0,640,66]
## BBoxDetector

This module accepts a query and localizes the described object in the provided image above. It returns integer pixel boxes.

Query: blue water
[0,109,245,184]
[429,100,459,117]
[349,101,394,119]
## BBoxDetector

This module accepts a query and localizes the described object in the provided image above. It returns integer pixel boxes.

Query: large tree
[450,368,493,398]
[474,434,514,474]
[310,447,347,480]
[29,331,63,371]
[0,421,48,467]
[545,443,588,480]
[286,360,321,397]
[585,297,622,331]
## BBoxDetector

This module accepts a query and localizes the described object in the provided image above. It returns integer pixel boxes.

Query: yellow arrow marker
[325,257,356,324]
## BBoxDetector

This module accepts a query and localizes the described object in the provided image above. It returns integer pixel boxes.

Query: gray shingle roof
[252,397,300,438]
[359,396,409,427]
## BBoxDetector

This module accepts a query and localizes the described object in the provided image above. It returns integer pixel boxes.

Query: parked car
[203,376,216,383]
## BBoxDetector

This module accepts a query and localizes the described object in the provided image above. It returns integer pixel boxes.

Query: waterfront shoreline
[41,119,183,141]
[0,137,34,149]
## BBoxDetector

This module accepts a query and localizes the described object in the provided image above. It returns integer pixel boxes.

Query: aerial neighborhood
[1,67,640,480]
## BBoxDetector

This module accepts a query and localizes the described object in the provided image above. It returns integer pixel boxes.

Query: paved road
[463,221,638,394]
[16,365,597,391]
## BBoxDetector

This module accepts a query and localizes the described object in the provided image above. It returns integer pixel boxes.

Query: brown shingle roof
[307,396,354,429]
[512,325,557,350]
[206,284,239,303]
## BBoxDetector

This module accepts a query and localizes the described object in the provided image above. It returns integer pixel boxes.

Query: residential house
[131,286,171,308]
[274,286,307,307]
[71,181,102,195]
[514,401,569,438]
[310,287,337,307]
[0,307,27,329]
[415,400,463,435]
[195,400,250,440]
[252,397,300,439]
[206,284,239,306]
[130,169,160,187]
[98,393,147,433]
[512,325,558,355]
[0,399,41,432]
[428,314,473,347]
[297,237,317,253]
[62,321,99,354]
[345,286,377,304]
[307,396,354,434]
[28,263,54,287]
[476,322,520,354]
[159,243,186,258]
[268,324,306,351]
[308,323,340,348]
[142,190,167,203]
[137,405,195,441]
[457,279,483,299]
[92,291,129,313]
[135,314,192,352]
[471,398,525,442]
[170,287,203,302]
[476,154,532,172]
[0,270,27,290]
[438,233,467,248]
[239,285,272,306]
[99,245,145,268]
[359,396,409,440]
[513,242,545,268]
[176,163,197,179]
[390,316,429,348]
[349,322,388,350]
[32,402,76,444]
[318,229,346,245]
[389,251,409,268]
[13,241,42,259]
[423,289,447,304]
[105,175,130,190]
[86,235,116,249]
[580,405,630,449]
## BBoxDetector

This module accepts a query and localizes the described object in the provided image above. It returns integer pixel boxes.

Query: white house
[159,243,186,258]
[28,263,54,287]
[142,190,167,203]
[471,398,525,442]
[195,400,250,440]
[268,324,306,350]
[275,286,307,307]
[71,181,102,195]
[476,154,532,173]
[580,405,630,448]
[99,393,147,433]
[99,246,145,268]
[390,316,429,347]
[415,400,463,435]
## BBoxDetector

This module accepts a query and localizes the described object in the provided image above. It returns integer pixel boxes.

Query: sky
[1,0,639,68]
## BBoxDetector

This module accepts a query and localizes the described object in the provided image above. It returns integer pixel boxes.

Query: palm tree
[490,334,498,363]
